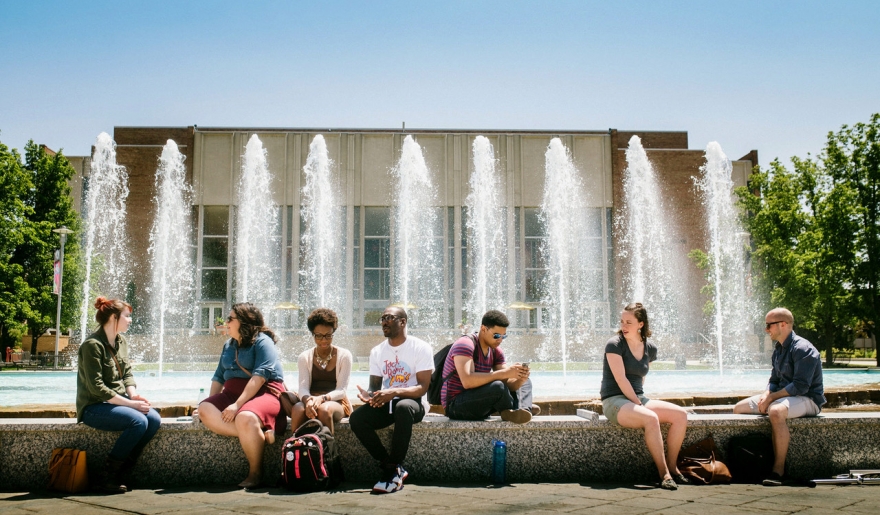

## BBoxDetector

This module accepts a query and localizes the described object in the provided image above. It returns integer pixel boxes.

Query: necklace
[314,347,334,370]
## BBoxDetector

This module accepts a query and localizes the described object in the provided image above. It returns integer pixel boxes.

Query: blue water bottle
[492,439,507,484]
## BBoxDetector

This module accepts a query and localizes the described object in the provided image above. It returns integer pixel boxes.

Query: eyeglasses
[492,333,508,340]
[379,315,402,323]
[226,315,238,322]
[313,332,334,341]
[765,321,784,329]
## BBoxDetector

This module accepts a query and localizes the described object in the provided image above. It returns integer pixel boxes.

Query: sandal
[659,478,678,490]
[673,473,691,485]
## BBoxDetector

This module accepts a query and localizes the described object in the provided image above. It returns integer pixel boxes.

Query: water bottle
[197,388,206,404]
[192,388,206,426]
[492,439,507,484]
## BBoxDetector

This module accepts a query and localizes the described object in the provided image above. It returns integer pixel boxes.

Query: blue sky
[1,1,878,166]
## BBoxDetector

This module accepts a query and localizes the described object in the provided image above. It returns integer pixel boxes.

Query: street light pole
[52,226,74,370]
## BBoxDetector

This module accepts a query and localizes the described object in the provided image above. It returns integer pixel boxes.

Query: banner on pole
[53,250,61,295]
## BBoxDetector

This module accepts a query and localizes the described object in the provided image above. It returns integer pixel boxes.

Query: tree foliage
[0,141,35,349]
[15,142,83,353]
[735,116,878,366]
[0,138,82,355]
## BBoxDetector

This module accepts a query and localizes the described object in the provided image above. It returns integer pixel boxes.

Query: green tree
[736,155,858,366]
[12,141,82,355]
[823,113,880,366]
[0,141,36,352]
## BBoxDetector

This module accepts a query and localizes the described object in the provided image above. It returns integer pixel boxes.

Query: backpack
[427,334,478,406]
[726,433,774,484]
[281,419,342,491]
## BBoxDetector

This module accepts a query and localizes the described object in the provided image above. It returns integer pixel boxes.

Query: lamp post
[52,226,74,369]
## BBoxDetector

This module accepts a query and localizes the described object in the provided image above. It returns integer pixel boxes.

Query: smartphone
[522,362,530,368]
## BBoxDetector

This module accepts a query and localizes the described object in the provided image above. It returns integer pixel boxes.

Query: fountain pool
[2,369,877,407]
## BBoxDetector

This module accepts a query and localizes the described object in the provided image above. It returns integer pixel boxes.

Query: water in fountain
[391,135,445,330]
[617,136,686,343]
[464,136,508,324]
[300,135,344,314]
[695,142,757,372]
[79,132,130,340]
[540,138,602,380]
[147,140,194,376]
[235,135,281,310]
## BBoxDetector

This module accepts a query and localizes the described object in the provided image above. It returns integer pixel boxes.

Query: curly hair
[231,302,278,347]
[307,308,339,333]
[94,296,132,326]
[617,302,652,342]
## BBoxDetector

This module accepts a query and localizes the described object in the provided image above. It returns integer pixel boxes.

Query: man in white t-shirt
[349,306,433,494]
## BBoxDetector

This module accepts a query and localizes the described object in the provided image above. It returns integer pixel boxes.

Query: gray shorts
[602,394,651,426]
[742,394,820,418]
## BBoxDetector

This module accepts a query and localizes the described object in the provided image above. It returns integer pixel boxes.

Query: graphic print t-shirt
[369,335,434,412]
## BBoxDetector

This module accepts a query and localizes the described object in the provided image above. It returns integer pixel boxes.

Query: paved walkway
[1,481,878,514]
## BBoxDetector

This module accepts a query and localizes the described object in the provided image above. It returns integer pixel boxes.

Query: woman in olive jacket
[77,297,160,493]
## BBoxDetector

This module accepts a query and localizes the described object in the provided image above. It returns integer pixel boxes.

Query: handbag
[677,435,732,485]
[48,448,89,493]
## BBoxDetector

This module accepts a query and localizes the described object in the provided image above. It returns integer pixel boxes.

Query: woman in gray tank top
[600,303,690,490]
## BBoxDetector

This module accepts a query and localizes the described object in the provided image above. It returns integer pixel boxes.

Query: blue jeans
[82,402,161,461]
[446,380,521,420]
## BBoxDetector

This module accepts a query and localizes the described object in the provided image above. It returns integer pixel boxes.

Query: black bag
[727,433,775,484]
[427,334,478,406]
[281,419,342,491]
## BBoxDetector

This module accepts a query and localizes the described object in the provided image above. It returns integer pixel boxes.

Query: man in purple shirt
[734,307,826,486]
[440,310,533,423]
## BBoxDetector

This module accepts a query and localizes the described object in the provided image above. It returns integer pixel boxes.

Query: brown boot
[100,458,127,494]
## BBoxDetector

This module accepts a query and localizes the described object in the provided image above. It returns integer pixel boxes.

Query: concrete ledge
[2,412,879,490]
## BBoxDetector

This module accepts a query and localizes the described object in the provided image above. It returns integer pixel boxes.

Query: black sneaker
[762,472,784,486]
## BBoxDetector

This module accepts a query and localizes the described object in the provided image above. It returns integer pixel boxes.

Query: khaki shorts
[742,394,820,418]
[602,394,651,426]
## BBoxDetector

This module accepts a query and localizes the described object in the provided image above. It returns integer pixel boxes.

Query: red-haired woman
[77,296,161,493]
[198,302,286,489]
[600,302,690,490]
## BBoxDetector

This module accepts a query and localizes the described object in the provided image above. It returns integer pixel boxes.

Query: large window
[201,206,229,301]
[363,207,390,325]
[522,208,547,303]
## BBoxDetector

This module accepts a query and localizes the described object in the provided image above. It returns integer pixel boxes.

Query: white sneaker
[392,465,409,487]
[372,477,401,494]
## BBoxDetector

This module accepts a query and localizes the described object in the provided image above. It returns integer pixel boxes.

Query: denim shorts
[602,394,651,426]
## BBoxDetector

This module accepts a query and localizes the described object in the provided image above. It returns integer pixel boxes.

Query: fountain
[79,132,130,339]
[235,135,280,309]
[617,136,686,341]
[540,138,603,381]
[464,136,508,323]
[147,140,194,376]
[391,135,445,329]
[299,135,344,315]
[695,142,757,372]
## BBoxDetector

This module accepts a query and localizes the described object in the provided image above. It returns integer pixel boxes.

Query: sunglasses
[312,332,334,341]
[765,321,784,329]
[492,333,508,340]
[379,315,402,323]
[226,315,238,322]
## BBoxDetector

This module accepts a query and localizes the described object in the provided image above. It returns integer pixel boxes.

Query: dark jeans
[82,402,161,461]
[446,380,519,420]
[348,398,425,467]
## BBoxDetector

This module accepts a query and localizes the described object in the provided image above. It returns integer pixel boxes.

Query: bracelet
[323,394,330,402]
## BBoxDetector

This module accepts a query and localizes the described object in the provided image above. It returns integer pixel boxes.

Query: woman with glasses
[600,302,689,491]
[290,308,353,434]
[197,302,286,489]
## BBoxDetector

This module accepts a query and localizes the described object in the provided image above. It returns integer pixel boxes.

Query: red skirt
[203,377,287,434]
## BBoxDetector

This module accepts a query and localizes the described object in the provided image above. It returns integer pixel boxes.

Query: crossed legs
[616,399,688,481]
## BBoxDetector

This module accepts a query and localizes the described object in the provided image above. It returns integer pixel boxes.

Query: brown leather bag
[677,435,732,485]
[48,448,89,493]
